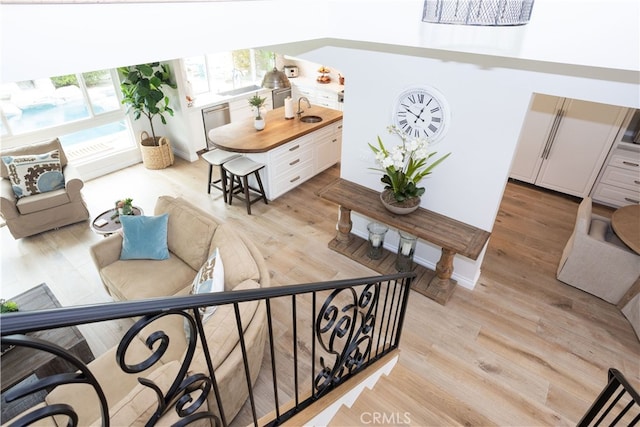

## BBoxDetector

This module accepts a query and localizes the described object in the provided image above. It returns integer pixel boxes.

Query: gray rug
[1,374,47,424]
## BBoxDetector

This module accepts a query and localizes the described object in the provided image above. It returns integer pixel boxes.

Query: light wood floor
[1,157,639,426]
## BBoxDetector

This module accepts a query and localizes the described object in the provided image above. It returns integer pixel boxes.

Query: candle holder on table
[367,222,389,260]
[395,231,417,272]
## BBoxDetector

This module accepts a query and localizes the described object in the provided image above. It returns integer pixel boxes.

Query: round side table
[91,206,144,236]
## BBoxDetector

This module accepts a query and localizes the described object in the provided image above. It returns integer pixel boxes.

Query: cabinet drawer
[610,153,640,171]
[273,146,314,173]
[270,136,313,163]
[593,183,640,207]
[600,166,640,191]
[271,160,314,198]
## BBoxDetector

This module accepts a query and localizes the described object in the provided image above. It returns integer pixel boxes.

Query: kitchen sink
[218,85,263,97]
[300,115,323,123]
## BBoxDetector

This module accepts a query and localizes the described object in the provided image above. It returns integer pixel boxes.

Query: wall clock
[392,86,450,141]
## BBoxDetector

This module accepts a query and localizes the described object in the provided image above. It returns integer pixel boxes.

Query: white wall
[286,44,638,287]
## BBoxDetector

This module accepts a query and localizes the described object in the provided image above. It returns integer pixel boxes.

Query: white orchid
[369,125,451,202]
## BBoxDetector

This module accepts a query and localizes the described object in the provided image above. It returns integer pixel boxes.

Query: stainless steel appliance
[202,103,230,150]
[272,87,292,109]
[284,65,299,78]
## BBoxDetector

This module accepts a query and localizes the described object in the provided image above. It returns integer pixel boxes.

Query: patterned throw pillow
[1,149,65,199]
[191,247,225,322]
[185,248,225,342]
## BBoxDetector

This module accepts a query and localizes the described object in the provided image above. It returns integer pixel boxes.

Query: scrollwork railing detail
[314,283,378,394]
[115,310,217,426]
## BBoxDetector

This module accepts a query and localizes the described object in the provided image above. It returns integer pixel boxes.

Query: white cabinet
[292,84,341,111]
[315,121,343,172]
[592,110,640,207]
[510,94,628,197]
[246,119,343,200]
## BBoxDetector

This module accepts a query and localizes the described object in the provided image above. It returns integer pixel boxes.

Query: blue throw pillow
[120,214,170,260]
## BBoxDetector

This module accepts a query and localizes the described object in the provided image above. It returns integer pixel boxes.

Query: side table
[91,206,144,236]
[1,284,95,393]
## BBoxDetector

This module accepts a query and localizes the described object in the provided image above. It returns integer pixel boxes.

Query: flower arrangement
[369,125,451,204]
[115,198,134,216]
[248,93,268,120]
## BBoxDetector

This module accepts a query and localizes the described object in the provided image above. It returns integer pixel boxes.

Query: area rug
[1,374,47,423]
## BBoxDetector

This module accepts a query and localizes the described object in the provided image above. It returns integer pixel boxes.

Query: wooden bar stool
[201,149,241,203]
[223,157,268,215]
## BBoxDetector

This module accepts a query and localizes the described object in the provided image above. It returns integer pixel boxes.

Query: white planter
[254,118,265,131]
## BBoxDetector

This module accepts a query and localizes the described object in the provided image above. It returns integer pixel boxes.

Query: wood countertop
[208,106,343,153]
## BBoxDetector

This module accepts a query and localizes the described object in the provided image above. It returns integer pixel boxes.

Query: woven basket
[139,131,174,170]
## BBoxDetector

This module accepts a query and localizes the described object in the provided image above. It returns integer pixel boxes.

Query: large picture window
[0,69,133,162]
[183,49,274,96]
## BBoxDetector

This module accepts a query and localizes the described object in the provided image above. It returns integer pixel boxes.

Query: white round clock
[392,86,450,141]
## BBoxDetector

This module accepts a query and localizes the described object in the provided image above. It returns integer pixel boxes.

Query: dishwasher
[202,103,231,150]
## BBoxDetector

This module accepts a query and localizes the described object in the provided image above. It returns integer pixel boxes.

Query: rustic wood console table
[317,178,491,305]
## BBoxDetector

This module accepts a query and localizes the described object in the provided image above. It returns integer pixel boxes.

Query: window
[0,69,133,162]
[184,49,274,96]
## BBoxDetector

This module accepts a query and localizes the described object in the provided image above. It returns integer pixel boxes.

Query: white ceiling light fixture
[422,0,535,26]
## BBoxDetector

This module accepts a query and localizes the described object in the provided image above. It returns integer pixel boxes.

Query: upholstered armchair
[0,138,90,239]
[557,197,640,304]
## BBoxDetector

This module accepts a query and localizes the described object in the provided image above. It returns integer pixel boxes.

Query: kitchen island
[208,105,343,200]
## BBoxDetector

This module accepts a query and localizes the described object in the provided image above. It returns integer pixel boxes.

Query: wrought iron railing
[1,272,414,427]
[578,368,640,426]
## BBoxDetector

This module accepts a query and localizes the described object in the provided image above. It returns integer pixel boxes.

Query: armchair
[557,197,640,304]
[0,138,90,239]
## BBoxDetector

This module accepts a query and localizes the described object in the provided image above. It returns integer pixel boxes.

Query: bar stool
[223,156,268,215]
[201,149,241,203]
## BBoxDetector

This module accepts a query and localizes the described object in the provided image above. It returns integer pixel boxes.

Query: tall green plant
[118,62,176,146]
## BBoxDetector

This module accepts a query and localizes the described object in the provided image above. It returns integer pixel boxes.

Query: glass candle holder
[367,222,389,260]
[395,231,417,272]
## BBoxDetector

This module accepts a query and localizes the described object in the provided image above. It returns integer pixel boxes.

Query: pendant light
[261,54,291,89]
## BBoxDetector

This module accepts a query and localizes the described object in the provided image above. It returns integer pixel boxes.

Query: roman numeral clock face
[393,87,450,141]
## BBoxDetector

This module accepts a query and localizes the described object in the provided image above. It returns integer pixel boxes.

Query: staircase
[327,362,459,426]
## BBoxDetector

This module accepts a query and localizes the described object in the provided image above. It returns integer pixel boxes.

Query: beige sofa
[42,196,270,426]
[0,138,90,239]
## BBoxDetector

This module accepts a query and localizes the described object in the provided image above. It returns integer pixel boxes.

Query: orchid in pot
[369,125,451,213]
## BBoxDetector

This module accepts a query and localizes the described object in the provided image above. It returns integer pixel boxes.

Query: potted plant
[369,125,451,214]
[248,93,268,131]
[118,62,177,169]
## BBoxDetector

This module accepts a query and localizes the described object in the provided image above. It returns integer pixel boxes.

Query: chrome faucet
[297,97,311,117]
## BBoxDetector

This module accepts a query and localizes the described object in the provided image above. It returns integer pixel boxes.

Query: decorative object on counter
[338,74,345,85]
[370,125,451,215]
[317,66,331,84]
[284,96,295,120]
[395,231,417,272]
[422,0,534,26]
[114,198,134,217]
[185,80,195,107]
[367,222,389,260]
[248,93,268,131]
[118,62,176,169]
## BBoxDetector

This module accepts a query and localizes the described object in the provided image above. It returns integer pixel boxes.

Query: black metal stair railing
[1,272,414,427]
[578,368,640,426]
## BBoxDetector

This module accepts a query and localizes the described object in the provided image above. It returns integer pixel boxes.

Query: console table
[317,178,491,304]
